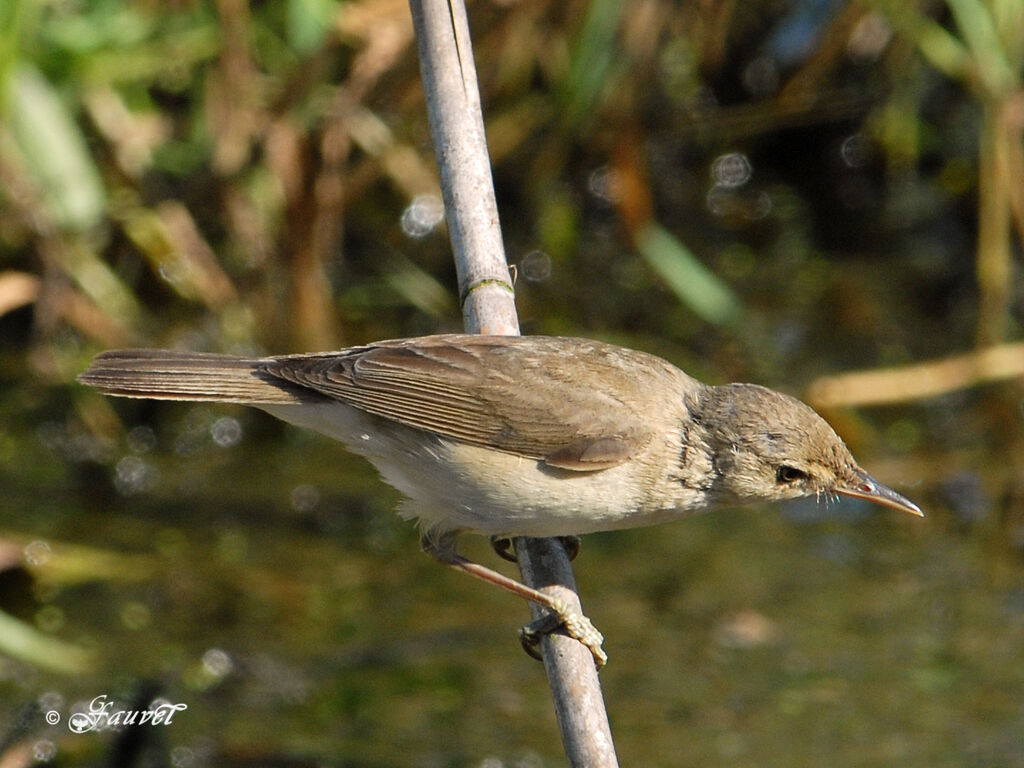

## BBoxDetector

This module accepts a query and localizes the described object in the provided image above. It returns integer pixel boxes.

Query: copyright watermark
[47,694,187,733]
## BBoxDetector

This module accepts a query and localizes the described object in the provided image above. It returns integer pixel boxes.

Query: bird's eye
[777,465,808,484]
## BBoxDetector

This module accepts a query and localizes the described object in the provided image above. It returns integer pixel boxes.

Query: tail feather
[77,349,322,405]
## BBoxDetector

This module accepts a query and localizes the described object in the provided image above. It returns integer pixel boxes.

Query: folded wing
[81,335,690,472]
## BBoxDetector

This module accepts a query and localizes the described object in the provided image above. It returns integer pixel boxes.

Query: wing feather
[262,335,693,469]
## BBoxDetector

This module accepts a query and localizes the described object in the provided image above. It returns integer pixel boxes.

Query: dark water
[1,394,1021,767]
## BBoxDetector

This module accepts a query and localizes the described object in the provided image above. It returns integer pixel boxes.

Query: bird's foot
[490,535,516,562]
[518,598,607,669]
[430,532,603,667]
[490,535,581,563]
[559,535,581,561]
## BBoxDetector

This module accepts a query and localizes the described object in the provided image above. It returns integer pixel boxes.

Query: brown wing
[262,335,688,470]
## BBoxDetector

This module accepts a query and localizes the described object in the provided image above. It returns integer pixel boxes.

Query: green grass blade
[638,223,743,326]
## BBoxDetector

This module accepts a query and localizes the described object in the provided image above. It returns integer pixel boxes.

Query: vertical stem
[976,99,1012,345]
[407,1,620,765]
[407,0,518,336]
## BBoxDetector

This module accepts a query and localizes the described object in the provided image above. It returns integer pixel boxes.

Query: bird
[78,334,922,667]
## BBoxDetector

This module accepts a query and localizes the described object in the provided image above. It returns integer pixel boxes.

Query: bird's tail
[77,349,320,404]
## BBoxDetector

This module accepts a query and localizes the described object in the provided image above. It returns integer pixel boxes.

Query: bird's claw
[559,535,581,561]
[518,598,607,669]
[491,535,581,563]
[490,536,517,562]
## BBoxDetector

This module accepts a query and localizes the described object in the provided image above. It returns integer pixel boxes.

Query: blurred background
[1,0,1022,765]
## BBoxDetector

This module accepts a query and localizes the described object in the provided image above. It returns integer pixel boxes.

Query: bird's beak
[834,470,924,517]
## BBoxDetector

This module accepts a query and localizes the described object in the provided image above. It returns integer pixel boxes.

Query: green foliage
[4,64,106,230]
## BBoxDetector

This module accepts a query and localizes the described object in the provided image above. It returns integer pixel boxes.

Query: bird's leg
[423,532,607,668]
[490,534,581,562]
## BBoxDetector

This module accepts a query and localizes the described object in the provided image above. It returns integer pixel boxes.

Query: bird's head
[692,383,922,516]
